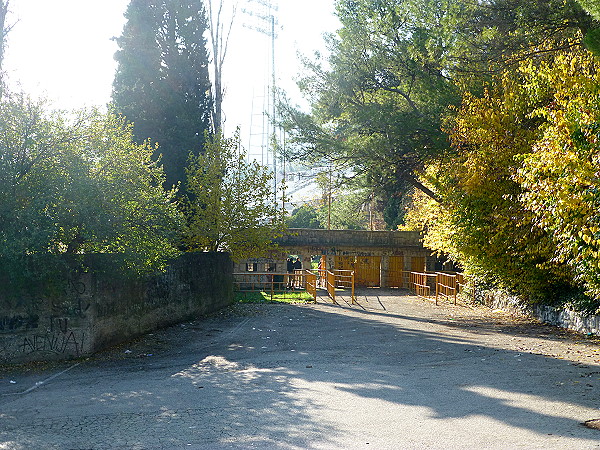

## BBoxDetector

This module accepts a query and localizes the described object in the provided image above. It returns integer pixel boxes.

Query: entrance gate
[334,255,381,287]
[388,255,405,288]
[355,256,381,287]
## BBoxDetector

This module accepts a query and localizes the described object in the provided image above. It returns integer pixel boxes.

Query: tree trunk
[404,172,441,203]
[208,0,235,133]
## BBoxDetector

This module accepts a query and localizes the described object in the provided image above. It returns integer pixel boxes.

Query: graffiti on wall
[1,275,91,359]
[18,317,86,356]
[2,253,230,362]
[50,277,91,319]
[0,315,39,332]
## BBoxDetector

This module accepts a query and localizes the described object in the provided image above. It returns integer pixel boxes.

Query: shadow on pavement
[1,290,599,448]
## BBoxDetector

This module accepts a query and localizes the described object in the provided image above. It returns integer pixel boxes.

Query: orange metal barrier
[334,270,356,304]
[323,269,356,304]
[326,270,336,303]
[305,270,317,303]
[334,270,352,288]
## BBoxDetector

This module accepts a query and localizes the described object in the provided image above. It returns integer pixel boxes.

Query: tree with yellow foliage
[406,50,579,303]
[184,131,286,260]
[517,50,600,310]
[406,48,600,312]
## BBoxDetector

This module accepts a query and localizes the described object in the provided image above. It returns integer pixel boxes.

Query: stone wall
[479,289,600,336]
[0,252,233,364]
[277,228,424,249]
[533,306,600,335]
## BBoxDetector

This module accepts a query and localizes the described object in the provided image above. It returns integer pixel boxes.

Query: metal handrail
[233,272,316,302]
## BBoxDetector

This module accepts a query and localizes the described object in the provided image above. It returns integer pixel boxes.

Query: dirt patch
[404,294,600,365]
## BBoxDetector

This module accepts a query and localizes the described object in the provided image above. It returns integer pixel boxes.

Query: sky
[2,0,340,161]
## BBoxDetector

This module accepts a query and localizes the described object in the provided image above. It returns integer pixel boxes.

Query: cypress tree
[112,0,213,191]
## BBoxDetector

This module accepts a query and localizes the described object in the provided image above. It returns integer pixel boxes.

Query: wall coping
[276,228,424,249]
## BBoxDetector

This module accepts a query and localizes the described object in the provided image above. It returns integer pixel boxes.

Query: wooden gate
[410,256,426,273]
[355,256,381,287]
[388,255,405,288]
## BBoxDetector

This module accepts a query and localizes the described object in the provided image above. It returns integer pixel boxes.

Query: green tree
[281,0,594,206]
[184,131,287,260]
[112,0,213,191]
[451,0,593,76]
[281,0,481,213]
[287,204,322,229]
[316,189,373,230]
[578,0,600,18]
[577,0,600,54]
[0,92,183,279]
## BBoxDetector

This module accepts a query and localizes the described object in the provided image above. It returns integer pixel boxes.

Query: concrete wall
[0,252,233,364]
[480,290,600,336]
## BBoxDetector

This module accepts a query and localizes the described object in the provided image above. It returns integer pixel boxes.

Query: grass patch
[235,290,314,304]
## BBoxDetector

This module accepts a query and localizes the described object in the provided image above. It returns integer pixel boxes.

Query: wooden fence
[234,269,469,307]
[409,271,472,305]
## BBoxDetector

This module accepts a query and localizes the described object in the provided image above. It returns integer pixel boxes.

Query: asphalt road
[1,289,599,449]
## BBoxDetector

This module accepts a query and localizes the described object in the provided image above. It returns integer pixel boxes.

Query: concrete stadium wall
[0,252,233,364]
